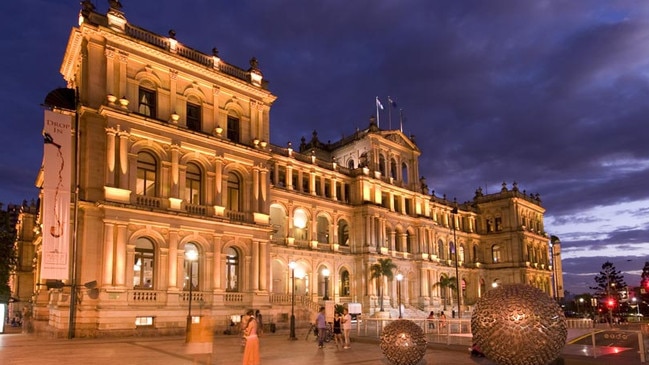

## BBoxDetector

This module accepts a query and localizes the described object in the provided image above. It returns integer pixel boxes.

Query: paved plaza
[0,326,644,365]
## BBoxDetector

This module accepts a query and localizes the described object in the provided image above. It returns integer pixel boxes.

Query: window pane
[227,116,240,143]
[187,102,201,131]
[138,87,156,118]
[184,243,199,291]
[136,152,157,196]
[185,163,202,204]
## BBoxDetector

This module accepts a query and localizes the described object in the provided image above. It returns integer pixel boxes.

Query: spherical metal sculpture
[380,319,427,365]
[471,284,567,365]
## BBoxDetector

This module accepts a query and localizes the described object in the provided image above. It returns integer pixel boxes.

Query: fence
[360,318,473,347]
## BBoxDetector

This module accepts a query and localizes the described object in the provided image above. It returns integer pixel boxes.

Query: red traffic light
[606,298,616,308]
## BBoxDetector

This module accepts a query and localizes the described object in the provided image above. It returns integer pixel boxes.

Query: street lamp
[289,261,297,340]
[322,268,330,301]
[396,273,403,318]
[451,206,461,319]
[185,248,198,341]
[578,297,584,315]
[632,297,640,316]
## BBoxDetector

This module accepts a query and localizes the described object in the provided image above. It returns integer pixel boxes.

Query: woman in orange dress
[242,309,260,365]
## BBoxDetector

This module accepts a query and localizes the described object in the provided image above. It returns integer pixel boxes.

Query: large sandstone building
[28,2,562,336]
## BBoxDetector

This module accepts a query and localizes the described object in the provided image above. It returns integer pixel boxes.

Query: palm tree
[432,274,457,311]
[370,258,397,312]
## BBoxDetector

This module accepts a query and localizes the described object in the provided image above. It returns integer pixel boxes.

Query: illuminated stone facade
[28,2,562,337]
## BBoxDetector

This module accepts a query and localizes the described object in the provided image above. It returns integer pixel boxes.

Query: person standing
[242,310,260,365]
[439,311,447,329]
[255,310,263,336]
[341,308,352,349]
[316,306,326,349]
[332,312,343,350]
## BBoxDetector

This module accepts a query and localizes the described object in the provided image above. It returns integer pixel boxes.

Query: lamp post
[185,248,198,340]
[322,268,330,301]
[451,207,461,319]
[578,297,584,315]
[396,273,403,318]
[289,261,297,340]
[632,297,640,316]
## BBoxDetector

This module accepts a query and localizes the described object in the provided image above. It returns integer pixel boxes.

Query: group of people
[426,310,447,329]
[315,306,352,350]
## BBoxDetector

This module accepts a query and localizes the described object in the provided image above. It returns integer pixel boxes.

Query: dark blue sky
[1,1,647,294]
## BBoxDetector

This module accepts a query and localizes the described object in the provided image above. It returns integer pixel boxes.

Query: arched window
[227,172,241,211]
[293,208,308,241]
[458,245,465,262]
[390,159,397,179]
[227,115,240,143]
[438,240,445,260]
[347,159,355,169]
[340,269,350,296]
[473,245,479,263]
[183,243,199,291]
[269,205,287,241]
[133,237,154,289]
[461,279,467,300]
[492,244,501,263]
[401,162,408,184]
[138,86,156,118]
[186,100,201,131]
[406,231,413,253]
[449,241,456,261]
[479,278,486,297]
[317,216,330,243]
[379,154,386,176]
[136,151,157,196]
[185,162,202,204]
[359,152,368,168]
[225,247,239,292]
[338,220,349,246]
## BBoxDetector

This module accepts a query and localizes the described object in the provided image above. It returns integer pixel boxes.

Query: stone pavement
[0,327,643,365]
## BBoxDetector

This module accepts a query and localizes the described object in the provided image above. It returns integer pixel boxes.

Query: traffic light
[606,298,616,309]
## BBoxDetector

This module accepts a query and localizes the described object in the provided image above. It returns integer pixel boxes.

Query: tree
[432,274,457,311]
[591,261,626,324]
[590,261,627,299]
[370,258,397,312]
[0,222,18,303]
[641,261,649,301]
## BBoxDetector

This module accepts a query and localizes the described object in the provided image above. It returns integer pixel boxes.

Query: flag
[376,96,384,110]
[388,96,397,108]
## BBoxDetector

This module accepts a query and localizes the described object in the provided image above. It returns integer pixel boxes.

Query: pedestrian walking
[427,311,436,330]
[255,309,263,337]
[316,306,326,349]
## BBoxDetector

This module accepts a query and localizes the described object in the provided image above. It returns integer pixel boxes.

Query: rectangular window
[227,116,240,143]
[135,316,154,326]
[186,102,201,131]
[138,87,156,118]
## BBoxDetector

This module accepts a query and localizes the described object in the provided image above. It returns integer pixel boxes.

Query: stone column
[259,241,268,291]
[118,131,129,190]
[252,240,260,291]
[102,222,115,286]
[168,230,179,289]
[105,128,116,186]
[212,236,222,290]
[114,224,128,287]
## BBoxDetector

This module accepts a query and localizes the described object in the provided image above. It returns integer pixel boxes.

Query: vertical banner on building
[41,110,73,280]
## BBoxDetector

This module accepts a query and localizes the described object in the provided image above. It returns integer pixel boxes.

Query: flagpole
[399,109,404,132]
[375,97,380,127]
[388,97,392,130]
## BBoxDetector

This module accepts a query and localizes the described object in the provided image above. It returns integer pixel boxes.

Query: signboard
[41,110,73,280]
